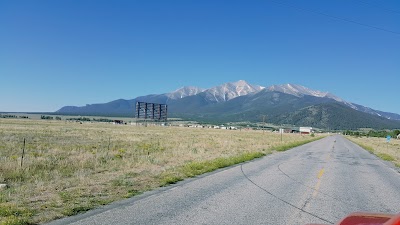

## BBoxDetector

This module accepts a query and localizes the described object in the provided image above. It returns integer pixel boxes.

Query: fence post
[108,137,111,151]
[21,138,26,167]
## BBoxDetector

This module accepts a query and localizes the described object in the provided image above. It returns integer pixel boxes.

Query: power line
[269,0,400,36]
[355,0,400,15]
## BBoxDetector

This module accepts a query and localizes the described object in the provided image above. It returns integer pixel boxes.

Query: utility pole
[262,115,266,133]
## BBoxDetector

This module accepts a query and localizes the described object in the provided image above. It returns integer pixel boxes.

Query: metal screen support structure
[135,101,168,125]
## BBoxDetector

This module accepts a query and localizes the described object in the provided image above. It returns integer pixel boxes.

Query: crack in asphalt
[240,164,334,224]
[277,162,363,211]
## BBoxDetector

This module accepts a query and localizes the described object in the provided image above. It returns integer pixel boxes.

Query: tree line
[344,129,400,138]
[0,114,29,119]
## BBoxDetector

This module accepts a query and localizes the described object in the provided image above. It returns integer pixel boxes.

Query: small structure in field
[299,127,313,134]
[279,128,298,133]
[113,120,124,125]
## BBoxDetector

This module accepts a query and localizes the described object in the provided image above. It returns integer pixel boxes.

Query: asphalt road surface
[47,135,400,225]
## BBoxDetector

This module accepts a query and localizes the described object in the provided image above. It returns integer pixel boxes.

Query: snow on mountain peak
[268,84,344,101]
[204,80,265,102]
[167,86,205,99]
[269,84,311,96]
[165,81,357,108]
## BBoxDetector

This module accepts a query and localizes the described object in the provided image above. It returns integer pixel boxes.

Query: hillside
[56,80,400,129]
[271,102,400,130]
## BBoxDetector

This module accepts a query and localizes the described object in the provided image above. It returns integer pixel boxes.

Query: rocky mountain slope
[56,80,400,129]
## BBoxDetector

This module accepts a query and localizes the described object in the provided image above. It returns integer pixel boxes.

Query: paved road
[48,135,400,225]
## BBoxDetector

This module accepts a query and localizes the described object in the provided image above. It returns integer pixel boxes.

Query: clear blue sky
[1,0,399,113]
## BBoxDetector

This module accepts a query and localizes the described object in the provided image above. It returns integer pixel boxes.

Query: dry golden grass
[347,136,400,167]
[0,119,322,224]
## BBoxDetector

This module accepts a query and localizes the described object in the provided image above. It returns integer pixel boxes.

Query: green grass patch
[376,153,395,162]
[347,137,398,165]
[0,215,30,225]
[125,189,142,198]
[357,143,374,153]
[160,152,266,187]
[274,137,323,152]
[159,139,323,188]
[0,204,33,225]
[344,136,374,153]
[160,174,183,186]
[62,205,93,217]
[182,152,265,178]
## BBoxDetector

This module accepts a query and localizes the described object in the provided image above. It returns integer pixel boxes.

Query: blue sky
[1,0,399,114]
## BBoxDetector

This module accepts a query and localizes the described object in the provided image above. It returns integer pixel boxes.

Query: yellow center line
[313,168,325,197]
[317,168,325,179]
[311,148,331,199]
[313,179,322,197]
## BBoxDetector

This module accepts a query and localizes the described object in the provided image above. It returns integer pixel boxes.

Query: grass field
[0,113,146,123]
[347,136,400,167]
[0,119,322,224]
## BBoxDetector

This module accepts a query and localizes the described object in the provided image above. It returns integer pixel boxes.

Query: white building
[299,127,313,134]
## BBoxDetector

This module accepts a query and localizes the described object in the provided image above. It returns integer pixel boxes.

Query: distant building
[113,120,124,125]
[280,128,297,133]
[299,127,313,134]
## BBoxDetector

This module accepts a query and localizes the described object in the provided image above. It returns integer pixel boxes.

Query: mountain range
[56,80,400,130]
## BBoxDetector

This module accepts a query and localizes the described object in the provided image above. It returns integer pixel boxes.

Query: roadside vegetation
[346,135,400,168]
[0,119,322,224]
[344,129,400,139]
